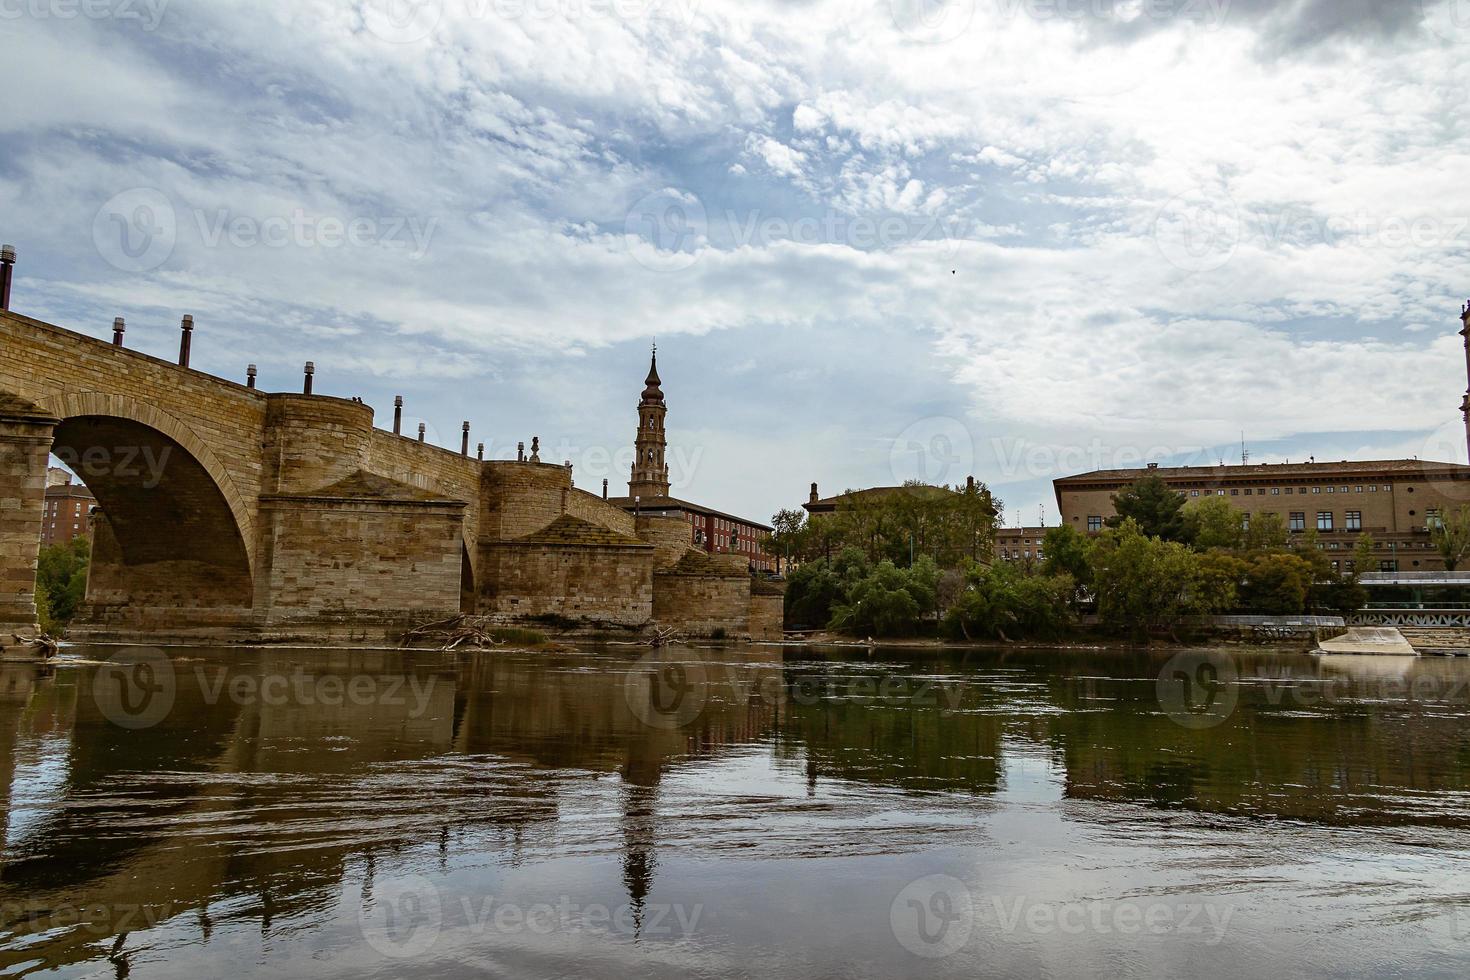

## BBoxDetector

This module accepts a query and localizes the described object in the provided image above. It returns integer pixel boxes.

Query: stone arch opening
[460,540,476,614]
[50,414,254,629]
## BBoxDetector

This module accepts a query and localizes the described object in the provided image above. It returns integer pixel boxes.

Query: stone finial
[112,317,125,345]
[602,478,608,499]
[392,395,403,434]
[303,361,315,395]
[477,442,484,461]
[809,482,819,504]
[0,244,14,312]
[529,436,540,463]
[417,422,426,443]
[517,441,525,462]
[246,364,257,388]
[178,314,194,367]
[461,421,470,456]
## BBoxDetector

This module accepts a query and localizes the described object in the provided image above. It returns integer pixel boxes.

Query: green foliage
[1089,519,1225,639]
[784,548,869,628]
[767,507,808,573]
[1431,505,1470,571]
[1106,476,1192,543]
[35,537,90,633]
[829,560,925,637]
[1238,552,1313,614]
[1042,525,1092,589]
[943,561,1076,641]
[797,481,1001,569]
[1244,511,1290,551]
[1186,495,1244,551]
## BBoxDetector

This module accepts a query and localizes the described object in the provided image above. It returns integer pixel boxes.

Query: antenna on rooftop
[1240,432,1250,466]
[1039,504,1046,528]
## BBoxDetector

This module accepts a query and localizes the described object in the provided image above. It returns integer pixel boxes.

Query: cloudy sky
[3,0,1470,526]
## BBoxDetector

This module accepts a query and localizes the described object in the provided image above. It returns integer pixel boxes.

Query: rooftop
[1056,459,1470,485]
[605,494,773,532]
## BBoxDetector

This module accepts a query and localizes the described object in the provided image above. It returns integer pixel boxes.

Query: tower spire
[630,345,670,498]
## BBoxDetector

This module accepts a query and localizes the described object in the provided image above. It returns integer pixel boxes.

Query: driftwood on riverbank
[399,615,552,651]
[3,633,58,661]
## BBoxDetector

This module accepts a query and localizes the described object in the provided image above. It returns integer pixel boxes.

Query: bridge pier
[0,397,57,640]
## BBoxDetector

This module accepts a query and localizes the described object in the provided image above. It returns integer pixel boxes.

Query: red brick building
[40,468,95,547]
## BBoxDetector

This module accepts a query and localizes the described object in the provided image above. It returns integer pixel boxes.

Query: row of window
[1182,485,1393,497]
[1000,550,1044,562]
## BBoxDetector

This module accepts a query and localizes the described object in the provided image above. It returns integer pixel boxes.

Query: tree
[1431,505,1470,571]
[943,561,1076,641]
[1187,495,1245,551]
[768,508,808,574]
[1239,552,1313,614]
[1088,519,1221,639]
[1107,476,1192,543]
[36,537,90,628]
[1042,524,1093,607]
[829,560,924,636]
[1243,511,1290,552]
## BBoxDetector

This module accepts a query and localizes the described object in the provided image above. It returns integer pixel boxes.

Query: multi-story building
[995,526,1051,564]
[1054,459,1470,572]
[605,350,775,572]
[40,470,95,547]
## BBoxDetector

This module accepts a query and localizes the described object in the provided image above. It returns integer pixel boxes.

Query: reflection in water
[0,645,1467,977]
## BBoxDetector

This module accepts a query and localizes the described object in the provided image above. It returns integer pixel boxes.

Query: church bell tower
[629,346,670,499]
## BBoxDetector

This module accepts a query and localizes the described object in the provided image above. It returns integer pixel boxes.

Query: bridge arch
[23,391,256,626]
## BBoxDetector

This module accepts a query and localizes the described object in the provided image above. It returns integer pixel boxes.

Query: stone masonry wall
[481,542,653,626]
[652,571,751,638]
[634,515,691,570]
[748,594,784,642]
[0,414,55,631]
[255,499,464,626]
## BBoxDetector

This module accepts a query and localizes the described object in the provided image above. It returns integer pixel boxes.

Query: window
[1190,490,1200,497]
[1380,560,1397,572]
[1087,516,1103,532]
[1312,487,1321,494]
[1317,512,1334,531]
[1339,486,1349,493]
[1369,485,1378,492]
[1355,486,1364,493]
[1244,489,1253,496]
[1345,511,1362,531]
[1231,489,1239,496]
[1242,514,1251,530]
[1271,488,1280,495]
[1427,509,1443,530]
[1289,512,1306,531]
[1326,487,1335,494]
[1285,487,1294,495]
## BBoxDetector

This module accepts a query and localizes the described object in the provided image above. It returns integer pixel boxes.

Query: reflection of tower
[619,756,661,937]
[628,346,670,499]
[1460,302,1470,463]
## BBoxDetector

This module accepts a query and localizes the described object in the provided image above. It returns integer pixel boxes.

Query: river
[1,644,1467,978]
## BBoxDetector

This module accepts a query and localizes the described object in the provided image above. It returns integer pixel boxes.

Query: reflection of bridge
[0,305,774,642]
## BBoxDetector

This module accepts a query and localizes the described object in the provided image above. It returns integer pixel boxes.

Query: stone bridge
[0,306,777,643]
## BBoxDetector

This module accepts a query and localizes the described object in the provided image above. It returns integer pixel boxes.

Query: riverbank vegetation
[35,538,90,636]
[778,475,1375,641]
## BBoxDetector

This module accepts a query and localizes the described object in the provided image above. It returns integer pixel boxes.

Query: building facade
[40,469,94,547]
[1054,459,1470,572]
[995,526,1051,564]
[606,350,775,572]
